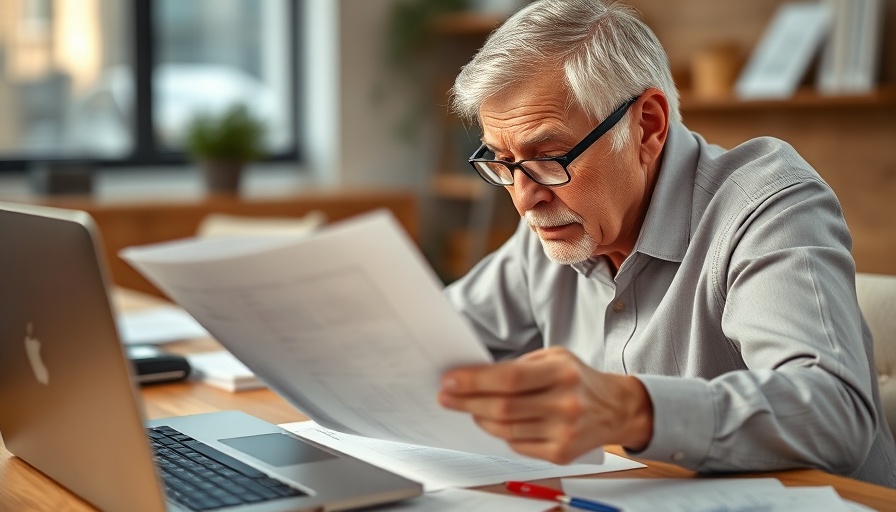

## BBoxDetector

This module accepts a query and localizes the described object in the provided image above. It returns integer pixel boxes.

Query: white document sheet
[185,350,266,392]
[281,421,643,491]
[116,305,210,345]
[845,498,878,512]
[121,210,604,463]
[366,488,551,511]
[562,478,853,512]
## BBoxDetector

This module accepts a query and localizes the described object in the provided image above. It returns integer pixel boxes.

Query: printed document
[282,421,643,491]
[121,210,604,463]
[116,305,210,345]
[367,488,556,511]
[562,478,854,512]
[185,350,266,392]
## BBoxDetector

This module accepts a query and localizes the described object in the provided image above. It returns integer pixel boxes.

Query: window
[0,0,299,170]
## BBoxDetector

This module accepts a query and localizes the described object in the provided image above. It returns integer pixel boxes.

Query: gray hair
[451,0,680,151]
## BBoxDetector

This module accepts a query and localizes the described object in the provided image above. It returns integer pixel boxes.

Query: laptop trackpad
[219,433,337,467]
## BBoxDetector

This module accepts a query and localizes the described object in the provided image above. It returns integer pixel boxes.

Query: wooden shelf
[680,85,896,114]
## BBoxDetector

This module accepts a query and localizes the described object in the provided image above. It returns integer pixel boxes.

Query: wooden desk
[4,291,896,510]
[6,385,896,511]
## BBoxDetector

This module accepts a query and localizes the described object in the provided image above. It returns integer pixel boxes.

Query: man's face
[479,78,653,266]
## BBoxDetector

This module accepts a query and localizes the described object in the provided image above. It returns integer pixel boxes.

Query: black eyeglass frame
[468,95,640,187]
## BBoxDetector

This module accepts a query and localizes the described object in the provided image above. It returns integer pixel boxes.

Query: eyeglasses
[468,96,639,187]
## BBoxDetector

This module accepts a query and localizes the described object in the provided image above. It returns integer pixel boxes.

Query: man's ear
[634,88,669,167]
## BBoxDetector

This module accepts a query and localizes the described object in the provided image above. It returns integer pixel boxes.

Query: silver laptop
[0,201,422,512]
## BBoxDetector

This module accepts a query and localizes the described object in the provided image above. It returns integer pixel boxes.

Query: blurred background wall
[0,0,894,285]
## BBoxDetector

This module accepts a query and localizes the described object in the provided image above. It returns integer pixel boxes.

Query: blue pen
[506,481,621,512]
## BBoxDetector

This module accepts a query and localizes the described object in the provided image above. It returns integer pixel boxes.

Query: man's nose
[509,168,553,212]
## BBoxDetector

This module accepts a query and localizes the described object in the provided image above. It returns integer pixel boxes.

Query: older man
[437,0,896,487]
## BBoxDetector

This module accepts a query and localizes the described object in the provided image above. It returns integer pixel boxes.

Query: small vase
[200,160,244,195]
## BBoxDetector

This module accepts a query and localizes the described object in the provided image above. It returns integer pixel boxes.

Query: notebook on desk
[0,201,423,512]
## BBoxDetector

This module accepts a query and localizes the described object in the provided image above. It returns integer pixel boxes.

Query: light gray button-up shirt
[444,121,896,487]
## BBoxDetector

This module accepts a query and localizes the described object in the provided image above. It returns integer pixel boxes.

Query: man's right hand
[438,346,654,464]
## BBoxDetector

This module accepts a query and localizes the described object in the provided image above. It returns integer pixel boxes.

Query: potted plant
[185,104,266,194]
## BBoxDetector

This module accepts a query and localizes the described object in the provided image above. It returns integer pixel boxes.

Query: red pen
[506,481,621,512]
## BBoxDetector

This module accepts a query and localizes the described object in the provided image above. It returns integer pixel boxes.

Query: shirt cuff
[627,374,715,468]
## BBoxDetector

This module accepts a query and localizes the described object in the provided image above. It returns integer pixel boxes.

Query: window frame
[0,0,302,172]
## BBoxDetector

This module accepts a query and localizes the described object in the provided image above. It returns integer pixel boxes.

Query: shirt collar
[631,121,700,263]
[566,121,700,276]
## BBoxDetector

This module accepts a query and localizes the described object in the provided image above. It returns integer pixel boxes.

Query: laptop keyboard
[148,425,307,511]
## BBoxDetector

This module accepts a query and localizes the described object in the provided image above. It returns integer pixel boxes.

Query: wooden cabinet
[425,4,896,279]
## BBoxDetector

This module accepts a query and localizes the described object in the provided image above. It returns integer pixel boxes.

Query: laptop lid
[0,202,167,512]
[0,202,422,511]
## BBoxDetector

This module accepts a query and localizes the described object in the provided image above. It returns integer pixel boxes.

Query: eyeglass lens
[472,153,569,186]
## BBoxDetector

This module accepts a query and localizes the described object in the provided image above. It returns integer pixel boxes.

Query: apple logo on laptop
[25,322,49,385]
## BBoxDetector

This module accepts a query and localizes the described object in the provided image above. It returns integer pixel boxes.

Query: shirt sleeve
[443,219,544,359]
[633,177,880,475]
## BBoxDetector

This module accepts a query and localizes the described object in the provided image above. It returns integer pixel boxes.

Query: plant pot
[200,160,244,194]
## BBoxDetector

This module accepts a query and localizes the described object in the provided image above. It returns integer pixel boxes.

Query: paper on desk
[363,488,552,511]
[116,305,211,345]
[120,210,603,463]
[845,499,878,512]
[281,421,643,491]
[562,478,853,512]
[185,350,266,392]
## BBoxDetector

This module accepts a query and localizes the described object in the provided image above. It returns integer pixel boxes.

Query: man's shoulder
[692,133,824,200]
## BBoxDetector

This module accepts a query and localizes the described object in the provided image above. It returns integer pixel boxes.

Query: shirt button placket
[604,293,635,374]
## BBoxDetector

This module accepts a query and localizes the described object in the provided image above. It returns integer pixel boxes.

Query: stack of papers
[368,488,556,511]
[278,422,870,512]
[116,305,210,345]
[280,421,644,492]
[561,478,869,512]
[185,350,266,392]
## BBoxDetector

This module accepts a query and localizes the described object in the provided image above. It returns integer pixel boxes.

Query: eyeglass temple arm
[562,97,638,163]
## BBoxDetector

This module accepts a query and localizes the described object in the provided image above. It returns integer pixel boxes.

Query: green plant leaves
[186,104,266,163]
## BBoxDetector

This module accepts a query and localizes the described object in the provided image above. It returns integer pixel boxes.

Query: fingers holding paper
[438,347,654,464]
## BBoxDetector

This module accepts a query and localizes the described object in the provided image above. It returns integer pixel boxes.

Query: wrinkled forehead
[475,72,592,133]
[477,97,593,156]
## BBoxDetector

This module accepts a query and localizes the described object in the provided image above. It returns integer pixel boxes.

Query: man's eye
[487,152,513,162]
[537,148,569,158]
